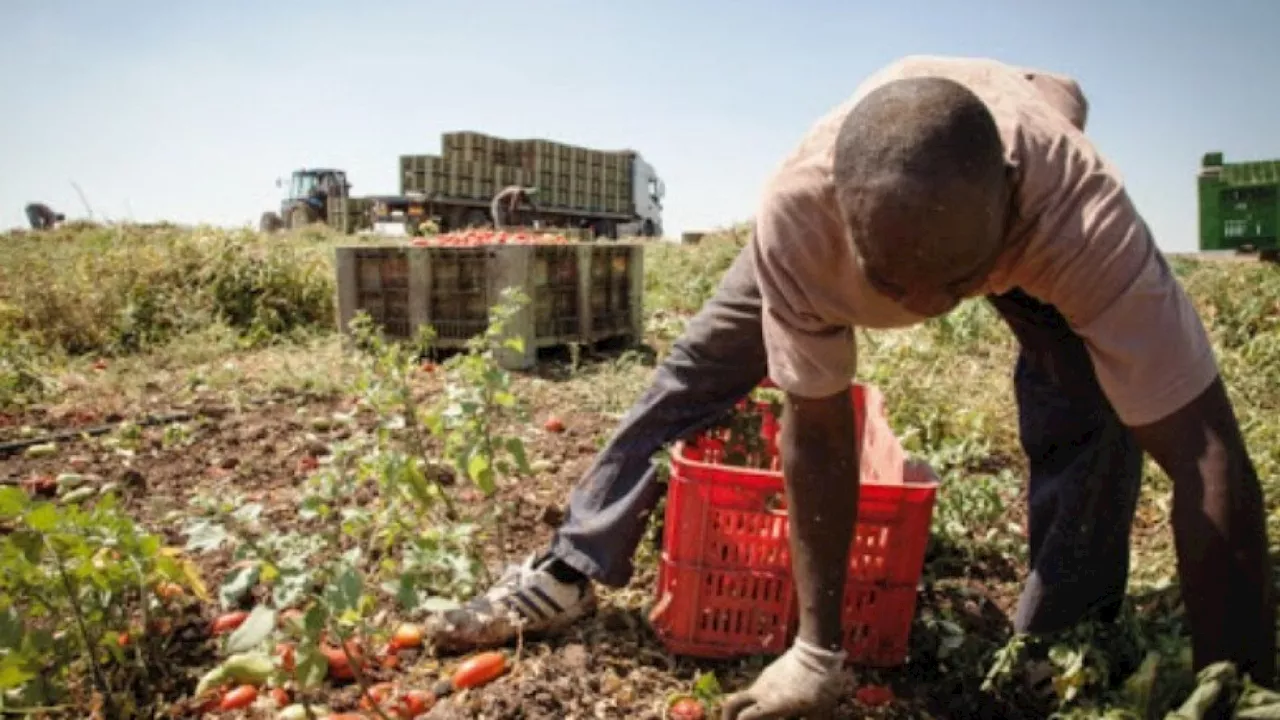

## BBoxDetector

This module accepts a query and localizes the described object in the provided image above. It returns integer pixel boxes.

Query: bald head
[833,77,1010,316]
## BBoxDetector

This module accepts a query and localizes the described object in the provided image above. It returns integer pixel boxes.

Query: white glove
[720,637,848,719]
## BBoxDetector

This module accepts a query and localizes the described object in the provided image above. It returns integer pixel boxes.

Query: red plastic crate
[649,382,939,666]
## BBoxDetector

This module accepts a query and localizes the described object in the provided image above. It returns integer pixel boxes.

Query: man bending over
[426,56,1274,719]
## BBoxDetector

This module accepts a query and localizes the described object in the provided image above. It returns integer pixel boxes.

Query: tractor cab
[279,169,349,210]
[261,169,351,232]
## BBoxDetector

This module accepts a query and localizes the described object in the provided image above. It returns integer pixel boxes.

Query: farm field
[1,222,1279,719]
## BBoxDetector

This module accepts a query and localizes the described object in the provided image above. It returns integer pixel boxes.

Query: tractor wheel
[259,212,283,233]
[641,219,657,238]
[462,209,490,228]
[288,204,318,230]
[1261,248,1279,264]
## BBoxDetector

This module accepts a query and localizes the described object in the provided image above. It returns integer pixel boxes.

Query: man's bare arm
[780,388,860,651]
[1130,375,1275,686]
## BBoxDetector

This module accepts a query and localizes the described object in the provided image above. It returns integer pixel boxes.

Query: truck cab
[622,155,666,238]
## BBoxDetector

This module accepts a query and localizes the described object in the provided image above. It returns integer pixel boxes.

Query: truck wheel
[642,220,656,237]
[259,212,283,233]
[289,204,318,230]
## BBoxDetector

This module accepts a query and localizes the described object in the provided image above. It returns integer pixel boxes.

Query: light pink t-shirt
[753,55,1217,427]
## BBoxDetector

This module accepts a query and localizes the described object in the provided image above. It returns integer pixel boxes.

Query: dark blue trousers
[550,236,1143,634]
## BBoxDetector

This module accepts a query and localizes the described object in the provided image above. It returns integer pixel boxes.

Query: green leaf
[503,336,525,354]
[219,564,260,610]
[10,531,43,564]
[693,670,723,701]
[271,570,310,609]
[506,437,531,474]
[259,562,280,585]
[24,504,58,532]
[194,666,229,697]
[224,604,276,655]
[0,487,28,518]
[326,567,363,614]
[494,391,517,408]
[420,410,444,435]
[294,644,328,690]
[303,605,326,638]
[384,577,421,612]
[26,629,53,654]
[184,520,230,554]
[0,661,36,692]
[233,503,264,525]
[467,454,493,492]
[0,607,23,650]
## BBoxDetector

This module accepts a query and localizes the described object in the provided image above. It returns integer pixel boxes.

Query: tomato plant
[0,486,204,715]
[170,292,539,719]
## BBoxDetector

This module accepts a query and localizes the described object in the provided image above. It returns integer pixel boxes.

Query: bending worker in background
[427,55,1275,718]
[490,185,538,229]
[24,202,64,230]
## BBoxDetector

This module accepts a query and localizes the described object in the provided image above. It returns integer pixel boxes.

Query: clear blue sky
[2,0,1277,252]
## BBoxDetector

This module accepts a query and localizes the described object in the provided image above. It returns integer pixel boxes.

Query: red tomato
[451,651,506,690]
[21,475,56,497]
[543,416,565,433]
[322,640,363,680]
[855,683,895,706]
[210,611,250,635]
[380,647,401,669]
[395,690,436,718]
[154,581,185,602]
[218,684,258,710]
[270,687,291,706]
[360,682,395,710]
[275,642,296,671]
[668,697,705,720]
[296,455,319,474]
[390,623,423,650]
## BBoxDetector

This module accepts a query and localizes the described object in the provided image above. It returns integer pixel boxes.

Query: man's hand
[1130,375,1275,686]
[721,638,847,719]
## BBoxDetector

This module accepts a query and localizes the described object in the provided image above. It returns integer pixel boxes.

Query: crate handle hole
[764,492,788,515]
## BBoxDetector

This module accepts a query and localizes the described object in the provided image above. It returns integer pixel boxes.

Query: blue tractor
[260,168,351,232]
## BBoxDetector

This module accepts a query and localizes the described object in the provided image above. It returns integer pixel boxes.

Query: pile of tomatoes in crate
[409,229,576,247]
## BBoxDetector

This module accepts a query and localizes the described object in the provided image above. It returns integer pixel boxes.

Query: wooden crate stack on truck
[385,131,666,239]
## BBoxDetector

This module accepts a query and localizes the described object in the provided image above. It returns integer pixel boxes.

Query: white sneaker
[423,553,596,653]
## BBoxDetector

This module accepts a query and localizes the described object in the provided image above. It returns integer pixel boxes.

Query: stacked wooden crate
[326,197,374,234]
[399,132,634,215]
[334,242,644,370]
